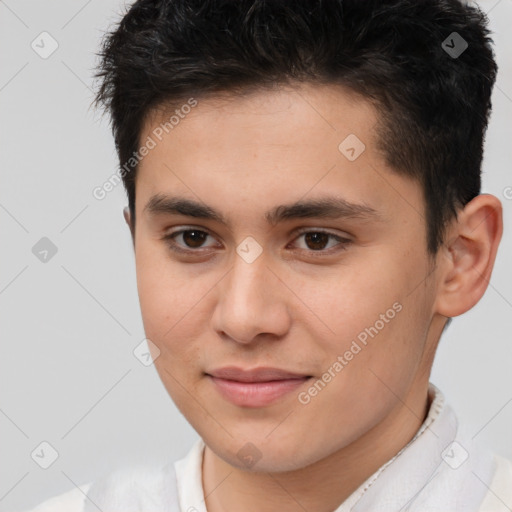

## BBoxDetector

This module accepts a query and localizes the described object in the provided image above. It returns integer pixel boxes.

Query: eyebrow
[143,194,383,226]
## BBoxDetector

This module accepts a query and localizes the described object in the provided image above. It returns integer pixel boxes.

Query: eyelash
[161,227,352,257]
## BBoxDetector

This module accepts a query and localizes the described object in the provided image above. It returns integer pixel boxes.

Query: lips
[206,366,310,383]
[206,366,312,407]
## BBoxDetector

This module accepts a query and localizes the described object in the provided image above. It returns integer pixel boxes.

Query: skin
[123,82,502,512]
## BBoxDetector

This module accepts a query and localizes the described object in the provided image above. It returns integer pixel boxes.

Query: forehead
[142,82,379,154]
[135,83,424,229]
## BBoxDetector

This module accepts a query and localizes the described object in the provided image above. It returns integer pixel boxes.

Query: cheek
[136,238,190,317]
[136,252,207,408]
[311,252,430,380]
[134,244,201,359]
[297,259,405,341]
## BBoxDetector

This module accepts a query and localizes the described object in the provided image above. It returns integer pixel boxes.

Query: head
[92,0,502,472]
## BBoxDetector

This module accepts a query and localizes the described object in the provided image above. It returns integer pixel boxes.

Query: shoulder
[20,463,177,512]
[478,454,512,512]
[84,462,179,511]
[20,446,194,512]
[21,482,92,512]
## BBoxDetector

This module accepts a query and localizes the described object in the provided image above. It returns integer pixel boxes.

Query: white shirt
[22,383,512,512]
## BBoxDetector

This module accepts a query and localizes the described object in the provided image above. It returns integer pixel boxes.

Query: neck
[202,381,432,512]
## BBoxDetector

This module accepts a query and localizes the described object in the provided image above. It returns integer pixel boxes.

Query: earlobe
[123,206,135,244]
[434,194,503,318]
[123,206,131,227]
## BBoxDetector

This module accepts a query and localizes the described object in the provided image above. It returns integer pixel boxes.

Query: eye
[162,228,217,253]
[290,229,352,254]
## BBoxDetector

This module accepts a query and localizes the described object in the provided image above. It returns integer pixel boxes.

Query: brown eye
[303,232,330,251]
[292,229,351,254]
[180,230,208,248]
[162,228,216,253]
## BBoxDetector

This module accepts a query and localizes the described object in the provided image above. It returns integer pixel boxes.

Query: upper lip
[207,366,310,383]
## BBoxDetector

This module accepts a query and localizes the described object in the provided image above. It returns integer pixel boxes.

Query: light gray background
[0,1,511,510]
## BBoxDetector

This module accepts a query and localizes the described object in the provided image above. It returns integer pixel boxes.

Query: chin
[203,431,330,474]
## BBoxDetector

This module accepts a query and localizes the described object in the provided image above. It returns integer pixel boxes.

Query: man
[26,0,512,510]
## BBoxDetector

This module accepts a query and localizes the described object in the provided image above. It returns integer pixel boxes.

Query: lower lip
[208,375,311,407]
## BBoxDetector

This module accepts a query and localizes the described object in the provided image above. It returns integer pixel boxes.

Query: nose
[211,252,292,345]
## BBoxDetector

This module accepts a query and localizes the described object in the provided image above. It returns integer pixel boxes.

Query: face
[130,83,442,472]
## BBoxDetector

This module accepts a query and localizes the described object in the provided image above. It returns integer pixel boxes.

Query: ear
[123,206,135,248]
[433,194,503,318]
